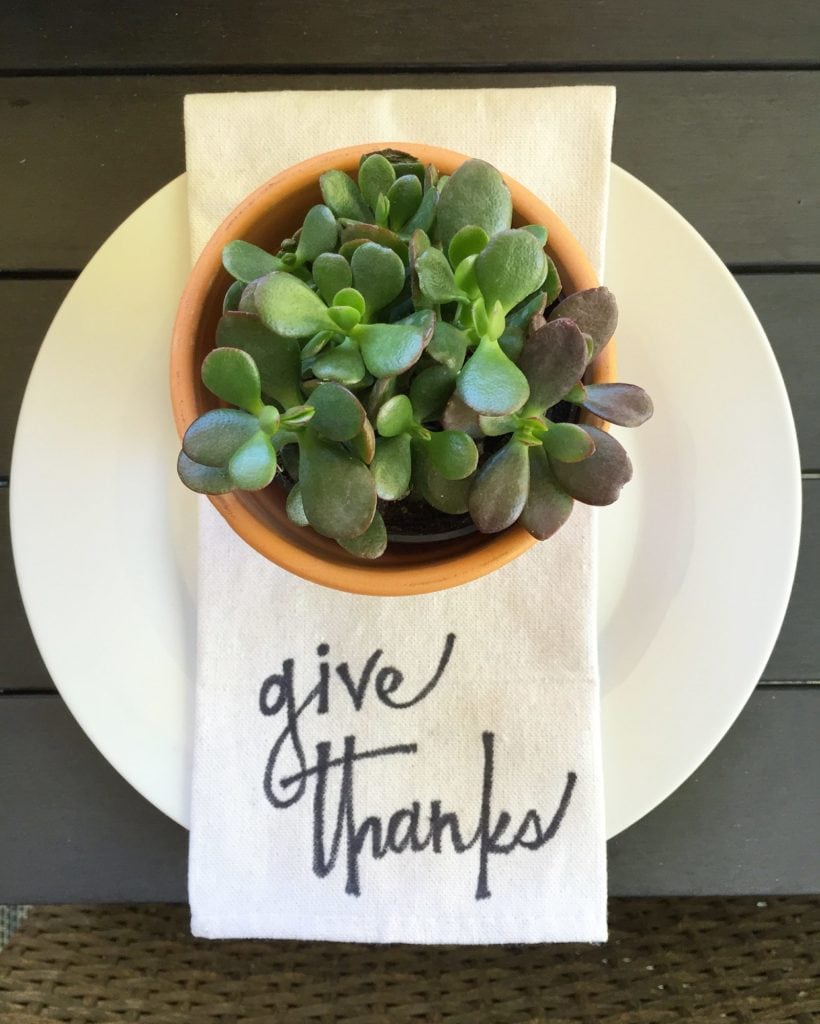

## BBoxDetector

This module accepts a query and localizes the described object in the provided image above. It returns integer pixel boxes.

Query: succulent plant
[179,151,653,558]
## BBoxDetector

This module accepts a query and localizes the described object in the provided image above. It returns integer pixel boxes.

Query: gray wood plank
[0,491,54,692]
[0,695,187,901]
[737,275,820,470]
[0,279,73,470]
[1,0,818,70]
[763,480,820,682]
[608,688,820,895]
[2,72,818,270]
[1,688,817,901]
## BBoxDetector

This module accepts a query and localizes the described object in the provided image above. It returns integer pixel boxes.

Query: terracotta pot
[171,142,615,596]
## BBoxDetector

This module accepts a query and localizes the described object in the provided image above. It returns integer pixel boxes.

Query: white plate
[11,168,801,838]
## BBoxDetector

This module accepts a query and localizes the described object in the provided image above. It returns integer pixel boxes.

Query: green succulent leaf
[548,425,632,505]
[339,222,409,263]
[409,364,457,422]
[258,405,281,435]
[216,313,303,410]
[222,240,283,284]
[177,452,234,494]
[301,329,335,359]
[471,297,506,341]
[356,309,434,379]
[338,511,388,559]
[577,383,654,427]
[238,280,259,313]
[474,228,548,314]
[520,446,574,541]
[399,186,439,238]
[201,347,263,414]
[295,205,338,265]
[478,413,518,437]
[506,290,548,328]
[327,305,362,332]
[514,416,548,446]
[182,408,260,467]
[426,430,478,480]
[544,258,562,304]
[361,151,424,183]
[549,287,618,359]
[313,252,353,305]
[412,439,472,514]
[362,150,423,180]
[332,287,366,316]
[409,228,432,309]
[498,290,547,361]
[456,336,530,416]
[298,429,377,540]
[435,159,513,249]
[441,392,482,438]
[416,247,468,304]
[227,431,278,490]
[542,422,596,463]
[522,224,548,246]
[366,375,397,420]
[254,272,336,337]
[319,170,372,222]
[387,174,423,230]
[374,193,390,228]
[376,393,415,437]
[223,279,245,313]
[409,229,431,260]
[426,320,469,372]
[338,238,368,262]
[372,434,412,500]
[468,437,529,533]
[347,417,376,464]
[448,225,489,270]
[309,382,366,442]
[351,242,406,315]
[517,317,589,415]
[358,154,396,211]
[312,336,367,385]
[286,482,309,526]
[280,404,315,431]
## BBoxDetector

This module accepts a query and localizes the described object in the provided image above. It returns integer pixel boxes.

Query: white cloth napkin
[186,86,615,943]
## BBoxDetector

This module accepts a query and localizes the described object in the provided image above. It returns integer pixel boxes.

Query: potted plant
[171,143,652,595]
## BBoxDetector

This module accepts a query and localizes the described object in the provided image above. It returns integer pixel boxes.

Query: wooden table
[1,1,818,901]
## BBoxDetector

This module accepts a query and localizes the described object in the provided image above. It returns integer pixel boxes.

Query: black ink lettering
[316,644,330,714]
[259,637,580,901]
[377,633,456,709]
[312,741,345,879]
[386,805,423,854]
[259,659,293,717]
[335,649,383,711]
[429,800,477,854]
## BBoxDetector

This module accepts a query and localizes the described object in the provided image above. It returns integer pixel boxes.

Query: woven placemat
[0,898,817,1023]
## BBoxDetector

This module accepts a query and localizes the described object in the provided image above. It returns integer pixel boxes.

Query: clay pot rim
[170,142,615,596]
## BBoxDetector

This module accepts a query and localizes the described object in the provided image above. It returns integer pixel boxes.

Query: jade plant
[178,150,653,558]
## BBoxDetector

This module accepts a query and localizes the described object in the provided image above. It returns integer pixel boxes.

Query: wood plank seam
[2,62,820,77]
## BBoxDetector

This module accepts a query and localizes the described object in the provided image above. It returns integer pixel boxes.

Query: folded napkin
[186,86,615,943]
